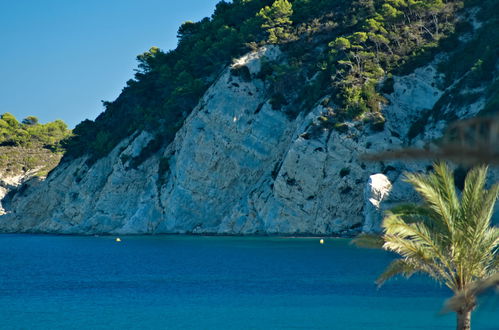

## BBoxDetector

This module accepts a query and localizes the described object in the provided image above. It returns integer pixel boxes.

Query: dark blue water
[0,235,497,329]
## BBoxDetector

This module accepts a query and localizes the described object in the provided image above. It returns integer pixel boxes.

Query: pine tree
[257,0,293,44]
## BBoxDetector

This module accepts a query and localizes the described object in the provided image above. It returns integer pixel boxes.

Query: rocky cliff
[1,42,495,235]
[0,146,63,216]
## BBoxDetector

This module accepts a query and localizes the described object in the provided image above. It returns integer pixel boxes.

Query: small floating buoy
[116,237,121,242]
[320,239,324,244]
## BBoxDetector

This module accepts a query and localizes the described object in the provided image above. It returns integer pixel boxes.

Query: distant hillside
[0,113,71,178]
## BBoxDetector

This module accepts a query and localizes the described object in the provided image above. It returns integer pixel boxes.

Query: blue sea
[0,235,497,329]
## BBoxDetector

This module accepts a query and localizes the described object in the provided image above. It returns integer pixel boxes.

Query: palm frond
[461,165,488,223]
[460,166,495,239]
[387,203,449,242]
[382,213,449,266]
[382,217,457,289]
[351,233,384,249]
[475,182,499,232]
[433,162,461,212]
[376,259,417,287]
[404,169,457,235]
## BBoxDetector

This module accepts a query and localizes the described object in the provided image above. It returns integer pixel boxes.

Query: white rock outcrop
[0,186,7,216]
[0,167,45,215]
[363,174,392,233]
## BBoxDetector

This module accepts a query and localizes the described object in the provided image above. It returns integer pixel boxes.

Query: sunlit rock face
[0,45,490,235]
[363,174,392,234]
[0,168,46,216]
[0,187,7,216]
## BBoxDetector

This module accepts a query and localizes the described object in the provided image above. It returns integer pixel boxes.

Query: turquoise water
[0,235,497,329]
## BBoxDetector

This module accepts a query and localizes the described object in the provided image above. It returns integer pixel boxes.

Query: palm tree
[375,162,498,330]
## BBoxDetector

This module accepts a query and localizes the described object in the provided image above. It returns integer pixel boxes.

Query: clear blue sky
[0,0,221,128]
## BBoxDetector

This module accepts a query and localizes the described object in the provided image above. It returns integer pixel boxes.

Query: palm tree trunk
[456,309,471,330]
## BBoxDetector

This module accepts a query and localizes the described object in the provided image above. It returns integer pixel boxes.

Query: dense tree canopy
[61,0,498,163]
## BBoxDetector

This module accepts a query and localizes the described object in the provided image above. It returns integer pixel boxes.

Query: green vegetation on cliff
[0,113,71,151]
[0,113,71,177]
[0,146,64,178]
[62,0,499,163]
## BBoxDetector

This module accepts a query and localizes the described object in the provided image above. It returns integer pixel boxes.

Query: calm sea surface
[0,235,497,329]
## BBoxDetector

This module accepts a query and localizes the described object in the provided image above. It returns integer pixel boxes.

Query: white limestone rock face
[0,167,46,216]
[0,131,163,234]
[156,47,294,234]
[384,63,444,140]
[0,46,487,235]
[0,186,7,216]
